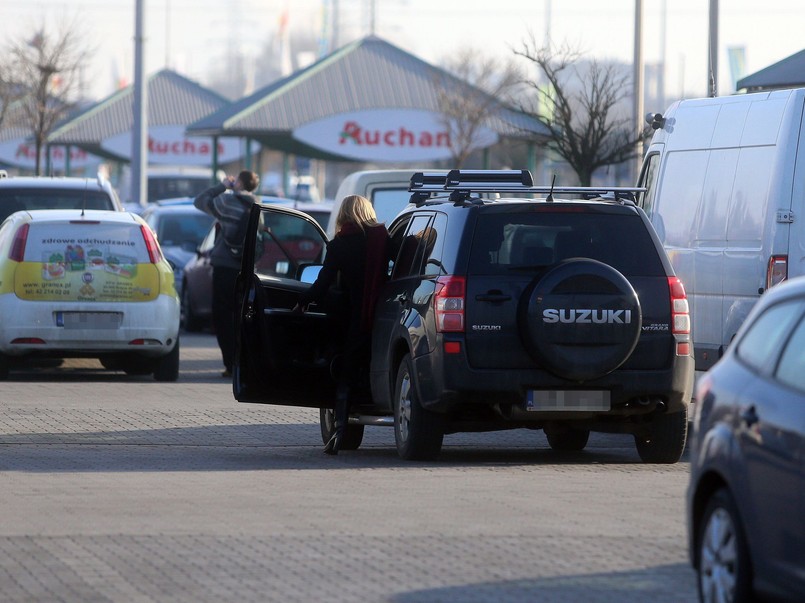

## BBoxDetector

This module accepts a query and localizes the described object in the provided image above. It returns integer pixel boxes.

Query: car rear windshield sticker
[9,224,160,302]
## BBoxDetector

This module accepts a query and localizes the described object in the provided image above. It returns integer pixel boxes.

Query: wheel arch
[690,470,728,569]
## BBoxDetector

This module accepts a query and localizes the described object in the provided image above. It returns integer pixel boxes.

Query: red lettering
[384,131,395,146]
[436,132,451,147]
[339,122,362,145]
[399,128,415,146]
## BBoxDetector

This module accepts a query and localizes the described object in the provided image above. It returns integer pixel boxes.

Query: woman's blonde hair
[335,195,378,233]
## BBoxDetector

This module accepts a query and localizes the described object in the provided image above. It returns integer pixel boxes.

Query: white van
[637,88,805,372]
[327,169,427,236]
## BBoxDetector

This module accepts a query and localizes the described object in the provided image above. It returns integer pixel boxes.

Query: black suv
[234,170,694,462]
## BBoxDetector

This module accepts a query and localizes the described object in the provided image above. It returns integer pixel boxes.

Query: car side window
[422,214,447,276]
[392,214,433,280]
[774,304,805,391]
[254,210,326,279]
[735,300,803,373]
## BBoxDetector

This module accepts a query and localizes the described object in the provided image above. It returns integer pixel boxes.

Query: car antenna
[546,174,556,203]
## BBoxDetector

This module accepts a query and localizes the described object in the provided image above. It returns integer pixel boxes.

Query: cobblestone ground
[0,333,698,603]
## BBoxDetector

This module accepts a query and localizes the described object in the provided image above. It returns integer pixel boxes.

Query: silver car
[688,276,805,602]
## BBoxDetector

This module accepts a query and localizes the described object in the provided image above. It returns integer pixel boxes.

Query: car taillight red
[140,224,161,263]
[434,275,465,333]
[9,223,29,261]
[668,276,691,356]
[8,224,28,262]
[766,255,787,289]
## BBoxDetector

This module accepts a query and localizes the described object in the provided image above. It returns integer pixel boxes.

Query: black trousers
[212,265,239,372]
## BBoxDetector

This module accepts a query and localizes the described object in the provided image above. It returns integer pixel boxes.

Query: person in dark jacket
[194,170,259,377]
[293,195,390,455]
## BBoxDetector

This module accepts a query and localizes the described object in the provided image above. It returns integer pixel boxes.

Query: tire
[181,284,202,332]
[520,259,642,381]
[319,408,364,451]
[545,425,590,451]
[153,339,180,382]
[393,354,444,461]
[634,408,688,463]
[0,352,9,380]
[697,488,753,603]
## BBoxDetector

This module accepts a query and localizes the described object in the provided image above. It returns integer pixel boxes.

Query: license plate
[526,390,611,412]
[56,312,123,330]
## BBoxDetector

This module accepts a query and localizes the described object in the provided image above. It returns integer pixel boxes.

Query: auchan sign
[0,139,99,170]
[292,109,498,162]
[100,125,241,165]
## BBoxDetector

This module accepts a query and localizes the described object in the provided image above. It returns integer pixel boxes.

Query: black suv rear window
[469,208,664,277]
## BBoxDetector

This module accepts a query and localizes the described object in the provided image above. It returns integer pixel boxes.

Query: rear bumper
[412,342,694,416]
[0,295,179,357]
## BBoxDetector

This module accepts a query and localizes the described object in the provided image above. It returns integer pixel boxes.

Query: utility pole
[132,0,148,207]
[633,0,644,184]
[708,0,719,97]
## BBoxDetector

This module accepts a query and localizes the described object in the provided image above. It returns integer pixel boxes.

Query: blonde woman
[294,195,390,454]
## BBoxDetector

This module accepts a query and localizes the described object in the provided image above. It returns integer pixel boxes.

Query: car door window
[392,214,433,279]
[254,210,326,279]
[736,300,803,373]
[774,304,805,391]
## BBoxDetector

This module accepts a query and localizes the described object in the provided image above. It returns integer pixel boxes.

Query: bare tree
[7,25,90,175]
[434,48,523,168]
[0,64,23,130]
[514,40,649,186]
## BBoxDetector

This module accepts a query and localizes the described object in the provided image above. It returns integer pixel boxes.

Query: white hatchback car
[0,209,180,380]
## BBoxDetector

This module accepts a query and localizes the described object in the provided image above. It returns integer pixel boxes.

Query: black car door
[234,203,341,408]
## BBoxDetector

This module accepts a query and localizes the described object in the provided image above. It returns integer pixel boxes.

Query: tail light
[766,255,787,290]
[140,224,161,263]
[434,275,465,333]
[668,276,691,356]
[9,223,29,261]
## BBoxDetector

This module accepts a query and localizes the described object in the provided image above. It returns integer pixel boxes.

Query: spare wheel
[520,258,641,381]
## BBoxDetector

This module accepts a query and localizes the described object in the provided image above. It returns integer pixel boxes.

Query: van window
[637,152,661,216]
[372,188,411,226]
[148,176,210,203]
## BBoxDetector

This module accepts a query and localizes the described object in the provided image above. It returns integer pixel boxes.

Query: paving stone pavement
[0,332,698,603]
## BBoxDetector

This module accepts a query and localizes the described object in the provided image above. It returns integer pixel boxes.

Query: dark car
[180,197,332,332]
[234,170,694,462]
[688,276,805,603]
[141,200,215,299]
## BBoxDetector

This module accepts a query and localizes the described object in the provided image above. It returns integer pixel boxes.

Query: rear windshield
[469,208,665,277]
[25,222,151,265]
[0,188,114,222]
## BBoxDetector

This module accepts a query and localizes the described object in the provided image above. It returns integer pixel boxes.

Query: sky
[3,0,805,107]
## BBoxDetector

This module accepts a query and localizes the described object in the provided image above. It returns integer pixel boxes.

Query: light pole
[708,0,719,96]
[132,0,148,207]
[633,0,644,184]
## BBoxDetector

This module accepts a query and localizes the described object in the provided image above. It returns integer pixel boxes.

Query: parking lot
[0,332,697,603]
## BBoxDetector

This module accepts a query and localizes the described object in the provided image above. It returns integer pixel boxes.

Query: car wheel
[393,354,444,461]
[153,339,180,382]
[697,488,753,603]
[181,284,202,332]
[520,259,642,381]
[319,408,364,450]
[0,352,9,380]
[545,425,590,451]
[634,407,688,463]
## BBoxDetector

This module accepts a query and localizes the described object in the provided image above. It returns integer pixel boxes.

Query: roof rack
[409,169,646,205]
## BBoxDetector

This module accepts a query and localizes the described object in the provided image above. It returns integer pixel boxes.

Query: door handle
[396,293,410,306]
[476,293,512,303]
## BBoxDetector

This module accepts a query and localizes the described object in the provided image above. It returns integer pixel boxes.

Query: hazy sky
[4,0,804,104]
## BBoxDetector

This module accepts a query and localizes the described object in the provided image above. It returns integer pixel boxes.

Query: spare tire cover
[520,259,642,382]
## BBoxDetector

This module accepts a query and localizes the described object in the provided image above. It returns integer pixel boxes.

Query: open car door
[234,203,341,408]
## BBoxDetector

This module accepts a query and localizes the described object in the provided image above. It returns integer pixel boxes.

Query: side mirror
[299,264,323,283]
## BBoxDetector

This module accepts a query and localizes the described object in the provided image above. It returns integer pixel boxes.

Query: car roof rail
[409,169,646,205]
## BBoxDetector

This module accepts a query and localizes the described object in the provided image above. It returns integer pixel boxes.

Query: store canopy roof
[736,49,805,92]
[186,35,550,161]
[47,69,230,160]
